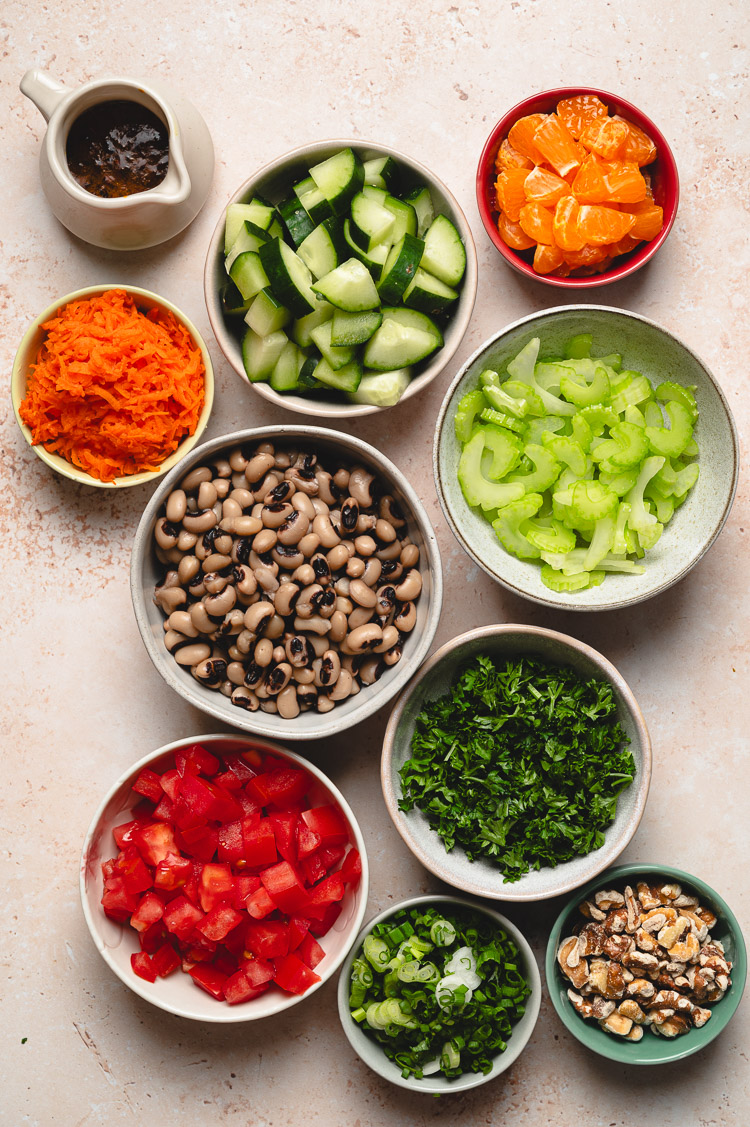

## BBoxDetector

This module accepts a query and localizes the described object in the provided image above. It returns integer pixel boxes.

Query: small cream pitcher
[20,69,215,251]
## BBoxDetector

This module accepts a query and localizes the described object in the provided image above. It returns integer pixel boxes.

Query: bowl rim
[381,623,652,902]
[336,891,542,1092]
[203,137,477,419]
[11,283,215,489]
[544,861,748,1064]
[130,423,444,740]
[475,86,680,288]
[433,303,740,611]
[80,731,371,1023]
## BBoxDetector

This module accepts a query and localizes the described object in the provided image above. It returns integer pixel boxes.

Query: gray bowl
[131,425,443,740]
[204,139,477,419]
[433,305,739,611]
[381,624,651,902]
[337,894,541,1093]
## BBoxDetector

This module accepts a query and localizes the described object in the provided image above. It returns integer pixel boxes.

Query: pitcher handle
[20,69,67,122]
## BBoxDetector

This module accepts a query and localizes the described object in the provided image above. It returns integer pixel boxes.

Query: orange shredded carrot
[19,289,205,482]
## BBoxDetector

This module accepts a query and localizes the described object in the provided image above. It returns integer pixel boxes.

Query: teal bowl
[545,862,746,1064]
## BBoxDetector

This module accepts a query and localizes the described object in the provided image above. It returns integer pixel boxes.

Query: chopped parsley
[398,654,635,882]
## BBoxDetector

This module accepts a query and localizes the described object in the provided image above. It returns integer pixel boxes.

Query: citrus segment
[562,243,611,269]
[495,168,531,223]
[619,201,664,240]
[518,202,555,245]
[557,94,609,139]
[508,113,547,163]
[608,234,642,257]
[523,165,570,206]
[533,114,584,177]
[577,205,636,246]
[600,160,647,203]
[495,138,534,173]
[533,243,564,274]
[613,116,658,166]
[497,211,536,251]
[571,154,609,204]
[553,196,586,251]
[579,117,629,160]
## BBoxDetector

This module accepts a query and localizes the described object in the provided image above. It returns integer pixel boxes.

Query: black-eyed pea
[271,645,286,665]
[297,684,318,709]
[292,491,316,520]
[277,509,310,546]
[306,633,329,658]
[229,448,248,473]
[354,534,377,557]
[329,610,348,644]
[311,553,333,586]
[315,470,336,506]
[359,656,383,685]
[219,679,233,697]
[231,686,260,711]
[293,666,315,685]
[355,514,376,536]
[334,576,350,598]
[346,556,366,579]
[165,488,187,522]
[329,669,354,701]
[346,623,383,653]
[394,600,417,633]
[164,629,189,652]
[230,487,254,509]
[227,661,246,686]
[298,533,320,557]
[375,518,397,543]
[293,614,331,637]
[349,579,377,608]
[380,558,403,583]
[193,657,228,687]
[221,497,244,521]
[277,685,300,719]
[202,552,233,573]
[154,518,180,550]
[315,649,341,688]
[182,508,218,534]
[255,566,280,594]
[264,614,286,640]
[197,480,218,509]
[273,582,300,618]
[375,539,402,562]
[181,465,213,492]
[382,637,404,666]
[188,602,214,634]
[167,610,198,638]
[177,530,198,552]
[177,555,200,585]
[245,452,275,484]
[348,466,376,507]
[317,695,335,714]
[340,497,359,535]
[379,494,406,528]
[260,699,279,714]
[400,543,420,568]
[210,457,232,479]
[204,586,237,618]
[254,638,274,667]
[203,571,230,595]
[252,528,278,555]
[374,625,400,653]
[255,472,283,502]
[233,565,257,599]
[349,679,361,697]
[335,597,354,615]
[154,582,186,614]
[243,602,275,635]
[215,478,231,499]
[395,569,422,601]
[326,543,350,572]
[285,635,313,667]
[174,642,212,667]
[262,501,294,529]
[362,558,382,588]
[348,606,374,630]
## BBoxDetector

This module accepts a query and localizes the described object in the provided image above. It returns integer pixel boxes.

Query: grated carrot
[19,289,206,482]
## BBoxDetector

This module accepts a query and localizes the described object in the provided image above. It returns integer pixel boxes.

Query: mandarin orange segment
[571,153,609,204]
[556,94,609,140]
[579,117,629,160]
[600,160,648,203]
[532,114,583,177]
[497,210,536,251]
[518,202,555,245]
[508,113,548,163]
[612,115,658,166]
[523,165,570,206]
[609,234,643,257]
[495,137,534,173]
[577,205,636,246]
[533,243,564,274]
[553,196,586,251]
[622,202,664,240]
[562,243,611,268]
[495,168,530,223]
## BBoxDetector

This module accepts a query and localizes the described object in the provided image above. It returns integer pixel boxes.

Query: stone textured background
[1,2,748,1123]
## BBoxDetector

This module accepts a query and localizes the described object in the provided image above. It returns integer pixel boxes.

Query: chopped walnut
[577,922,607,957]
[579,899,607,922]
[669,932,700,964]
[636,882,662,910]
[557,936,589,989]
[657,917,689,950]
[599,1011,633,1037]
[595,889,625,910]
[625,1024,644,1041]
[603,906,629,934]
[652,1014,691,1038]
[604,934,635,961]
[617,999,648,1025]
[626,978,656,1001]
[624,885,641,933]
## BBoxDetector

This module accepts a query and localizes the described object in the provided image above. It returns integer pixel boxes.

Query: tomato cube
[340,847,362,887]
[236,789,263,817]
[287,917,311,953]
[159,768,181,801]
[268,811,298,863]
[115,847,153,894]
[301,805,348,846]
[131,768,164,804]
[113,819,146,850]
[212,769,243,792]
[297,932,325,970]
[176,824,219,862]
[152,794,174,822]
[139,920,169,954]
[233,873,262,910]
[308,871,345,909]
[242,956,274,987]
[175,743,220,778]
[134,822,177,867]
[273,952,321,995]
[217,820,245,864]
[224,969,268,1005]
[196,904,244,942]
[308,902,342,938]
[301,852,327,886]
[260,860,311,915]
[223,754,258,784]
[189,964,227,1000]
[243,818,277,868]
[199,863,234,912]
[248,767,309,810]
[296,820,321,859]
[130,891,165,933]
[245,886,275,920]
[131,951,157,982]
[101,877,139,921]
[154,852,192,891]
[151,942,180,978]
[245,920,290,960]
[163,895,205,940]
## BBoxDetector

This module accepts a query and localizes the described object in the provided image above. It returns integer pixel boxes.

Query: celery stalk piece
[482,382,533,418]
[645,487,675,524]
[594,352,622,371]
[584,514,617,571]
[540,564,601,592]
[534,361,566,392]
[634,518,663,551]
[492,494,544,559]
[564,333,593,359]
[624,455,664,537]
[507,443,561,493]
[643,401,665,428]
[543,548,645,575]
[566,480,619,523]
[599,467,638,496]
[655,381,699,423]
[609,374,654,414]
[580,404,619,435]
[525,415,566,445]
[645,401,694,458]
[571,413,593,452]
[507,337,577,416]
[458,431,525,512]
[559,361,611,407]
[503,379,545,414]
[524,518,576,554]
[624,404,646,428]
[542,434,587,476]
[681,437,699,458]
[673,462,700,497]
[479,368,501,388]
[454,389,486,444]
[480,424,521,481]
[591,421,649,469]
[479,406,525,432]
[613,501,632,555]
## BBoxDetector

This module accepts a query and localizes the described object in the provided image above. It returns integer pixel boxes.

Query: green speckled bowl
[433,306,738,611]
[545,863,747,1064]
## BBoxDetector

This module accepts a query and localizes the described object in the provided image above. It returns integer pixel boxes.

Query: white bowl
[337,894,541,1093]
[204,139,477,418]
[130,425,443,741]
[80,733,369,1022]
[433,305,738,611]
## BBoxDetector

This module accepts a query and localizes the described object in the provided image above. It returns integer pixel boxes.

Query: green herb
[399,654,635,882]
[349,904,530,1080]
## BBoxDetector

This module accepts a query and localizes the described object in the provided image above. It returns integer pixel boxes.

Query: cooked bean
[380,559,404,583]
[177,555,200,585]
[348,466,376,507]
[340,497,359,533]
[264,614,286,640]
[227,661,246,686]
[221,497,243,520]
[181,465,212,492]
[204,586,236,618]
[400,543,420,568]
[306,633,330,658]
[245,453,275,483]
[182,508,218,534]
[286,635,312,667]
[347,623,383,653]
[229,448,248,473]
[375,539,402,562]
[355,513,377,536]
[262,501,294,529]
[215,479,231,499]
[349,579,377,608]
[362,558,382,587]
[254,638,274,667]
[177,530,198,552]
[333,467,350,491]
[317,695,335,713]
[395,601,417,632]
[211,458,232,479]
[293,614,331,636]
[359,656,384,685]
[224,515,263,537]
[291,563,315,586]
[260,699,278,714]
[255,472,282,501]
[231,686,259,711]
[252,528,277,555]
[312,554,332,584]
[277,685,300,719]
[174,642,211,666]
[202,552,232,574]
[271,543,304,570]
[233,565,257,598]
[296,683,318,708]
[346,556,366,578]
[203,571,230,595]
[329,610,348,644]
[298,532,320,557]
[244,602,275,634]
[312,512,340,548]
[329,669,354,701]
[154,518,180,550]
[193,657,228,686]
[166,489,187,522]
[317,649,341,687]
[348,606,374,630]
[265,662,292,695]
[230,487,254,509]
[277,509,310,545]
[273,582,300,618]
[255,566,279,594]
[395,569,422,601]
[316,470,336,506]
[197,480,218,510]
[383,638,404,666]
[326,544,350,571]
[293,666,316,685]
[272,645,286,665]
[375,624,400,653]
[292,492,316,519]
[154,584,186,613]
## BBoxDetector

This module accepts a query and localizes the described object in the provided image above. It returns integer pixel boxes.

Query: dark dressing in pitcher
[66,100,169,198]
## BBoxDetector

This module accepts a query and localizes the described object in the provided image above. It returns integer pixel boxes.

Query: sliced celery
[559,361,611,407]
[480,424,521,481]
[564,333,593,359]
[492,495,543,559]
[506,443,561,493]
[542,434,587,476]
[655,381,699,423]
[645,401,694,459]
[479,406,524,432]
[458,431,525,512]
[540,565,599,592]
[591,421,649,469]
[454,389,487,444]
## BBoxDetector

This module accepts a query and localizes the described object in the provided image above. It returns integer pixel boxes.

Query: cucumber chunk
[269,341,305,392]
[293,176,334,223]
[363,317,440,371]
[220,280,252,316]
[242,327,288,382]
[224,201,276,255]
[312,356,363,392]
[309,148,365,216]
[343,219,390,278]
[229,252,270,301]
[379,306,443,344]
[244,288,291,336]
[403,268,458,315]
[378,233,425,304]
[330,309,383,347]
[312,258,380,311]
[349,368,412,407]
[277,196,316,247]
[404,186,435,238]
[310,320,356,371]
[349,192,396,252]
[292,302,334,348]
[297,217,347,279]
[421,214,467,286]
[225,220,272,270]
[259,238,318,318]
[363,156,401,192]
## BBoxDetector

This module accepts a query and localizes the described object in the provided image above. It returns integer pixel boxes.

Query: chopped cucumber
[383,195,418,242]
[313,258,380,311]
[242,327,288,382]
[349,368,412,407]
[343,219,390,277]
[259,238,318,318]
[363,155,401,191]
[363,316,440,371]
[225,220,272,271]
[293,176,334,224]
[245,288,291,336]
[378,233,425,304]
[313,356,363,392]
[309,148,365,215]
[310,320,356,371]
[331,309,383,347]
[220,280,252,316]
[292,302,334,348]
[349,192,396,252]
[405,186,435,238]
[277,195,316,247]
[269,341,305,392]
[421,214,467,286]
[403,268,458,315]
[224,200,276,255]
[229,251,270,301]
[297,217,348,279]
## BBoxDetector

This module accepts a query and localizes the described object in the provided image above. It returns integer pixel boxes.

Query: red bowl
[476,87,679,288]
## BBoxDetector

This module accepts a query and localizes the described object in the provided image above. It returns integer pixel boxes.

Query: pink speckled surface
[2,3,749,1124]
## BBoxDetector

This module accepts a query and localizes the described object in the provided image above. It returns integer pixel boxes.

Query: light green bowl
[433,305,739,611]
[545,862,747,1064]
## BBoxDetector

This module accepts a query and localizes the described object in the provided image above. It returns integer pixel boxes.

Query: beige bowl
[11,284,214,488]
[204,139,477,419]
[382,624,651,902]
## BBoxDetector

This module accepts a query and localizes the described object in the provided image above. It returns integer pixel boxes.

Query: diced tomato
[114,847,153,894]
[340,847,362,888]
[308,871,345,909]
[301,852,327,886]
[297,932,325,970]
[273,952,321,995]
[178,773,219,822]
[287,916,310,953]
[268,811,298,863]
[243,818,277,868]
[189,963,227,1000]
[296,820,321,859]
[224,969,268,1005]
[130,891,165,933]
[242,956,275,987]
[101,876,139,921]
[140,920,170,954]
[232,873,261,910]
[151,942,180,978]
[214,948,239,976]
[317,844,346,871]
[308,902,342,938]
[197,904,244,942]
[245,886,275,920]
[154,851,192,892]
[260,860,311,915]
[217,820,245,864]
[159,768,181,802]
[152,794,174,822]
[131,767,164,804]
[176,824,219,863]
[236,788,262,817]
[248,767,309,810]
[223,755,258,784]
[199,863,234,912]
[212,769,243,792]
[112,818,146,850]
[131,951,157,982]
[163,895,205,940]
[245,919,290,959]
[182,861,201,905]
[134,822,177,867]
[184,942,216,963]
[175,743,220,778]
[301,805,348,846]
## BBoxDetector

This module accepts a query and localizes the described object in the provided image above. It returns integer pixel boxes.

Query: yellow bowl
[11,284,214,489]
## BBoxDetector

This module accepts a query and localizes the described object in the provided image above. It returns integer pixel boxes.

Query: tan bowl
[11,284,214,489]
[382,624,651,902]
